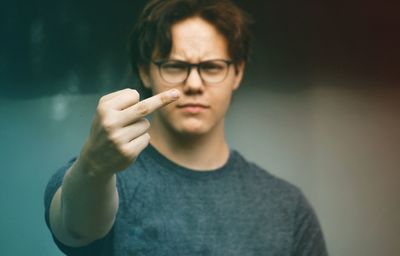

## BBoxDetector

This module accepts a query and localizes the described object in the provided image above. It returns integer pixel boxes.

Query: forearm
[49,156,119,246]
[47,88,171,246]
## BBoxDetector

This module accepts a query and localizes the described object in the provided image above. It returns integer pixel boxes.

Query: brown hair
[128,0,252,95]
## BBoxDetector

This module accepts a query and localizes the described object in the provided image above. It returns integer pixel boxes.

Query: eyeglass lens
[158,60,230,84]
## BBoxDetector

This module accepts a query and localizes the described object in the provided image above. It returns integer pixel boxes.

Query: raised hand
[79,88,180,176]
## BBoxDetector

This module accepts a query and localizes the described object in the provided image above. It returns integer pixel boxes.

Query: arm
[47,88,180,247]
[292,191,328,256]
[49,156,118,247]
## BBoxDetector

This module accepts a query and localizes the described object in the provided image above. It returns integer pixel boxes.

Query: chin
[156,109,221,137]
[176,118,210,136]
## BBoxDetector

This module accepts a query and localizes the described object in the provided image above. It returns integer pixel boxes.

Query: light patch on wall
[50,70,81,121]
[51,93,70,121]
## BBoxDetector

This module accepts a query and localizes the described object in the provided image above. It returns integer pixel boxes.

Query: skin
[49,89,180,246]
[49,16,244,247]
[141,16,244,170]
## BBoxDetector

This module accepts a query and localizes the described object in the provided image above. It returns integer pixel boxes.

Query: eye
[161,62,187,73]
[201,62,225,73]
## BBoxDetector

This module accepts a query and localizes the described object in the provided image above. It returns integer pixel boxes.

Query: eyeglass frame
[151,59,234,85]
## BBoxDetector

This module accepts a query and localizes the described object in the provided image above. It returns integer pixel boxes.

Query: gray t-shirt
[44,144,328,255]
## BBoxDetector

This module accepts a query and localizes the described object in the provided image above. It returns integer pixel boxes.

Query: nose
[183,67,204,94]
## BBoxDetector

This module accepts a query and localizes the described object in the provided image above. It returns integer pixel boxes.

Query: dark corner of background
[1,0,399,100]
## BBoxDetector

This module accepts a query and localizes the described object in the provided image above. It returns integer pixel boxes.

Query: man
[44,0,328,255]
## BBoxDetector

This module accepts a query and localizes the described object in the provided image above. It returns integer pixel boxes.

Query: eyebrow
[162,58,229,63]
[166,52,229,62]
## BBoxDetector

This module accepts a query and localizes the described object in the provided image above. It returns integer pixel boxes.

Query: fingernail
[168,89,180,99]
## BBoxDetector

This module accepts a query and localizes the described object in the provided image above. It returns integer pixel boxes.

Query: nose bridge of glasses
[187,63,201,77]
[184,63,203,85]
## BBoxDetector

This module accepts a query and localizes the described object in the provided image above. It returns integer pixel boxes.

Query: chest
[114,180,294,255]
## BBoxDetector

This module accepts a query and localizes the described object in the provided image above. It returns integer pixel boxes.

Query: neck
[148,116,229,171]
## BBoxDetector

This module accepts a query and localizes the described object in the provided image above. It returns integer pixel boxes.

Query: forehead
[168,17,229,61]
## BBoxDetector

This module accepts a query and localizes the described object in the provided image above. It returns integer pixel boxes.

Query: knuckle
[160,93,170,104]
[135,103,150,116]
[143,119,151,130]
[101,117,117,131]
[99,95,107,103]
[143,133,151,143]
[139,118,151,129]
[121,88,140,101]
[99,93,111,103]
[128,89,140,99]
[119,144,137,160]
[96,106,116,131]
[96,102,110,117]
[108,131,122,145]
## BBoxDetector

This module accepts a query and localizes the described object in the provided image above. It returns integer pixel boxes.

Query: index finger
[122,89,180,123]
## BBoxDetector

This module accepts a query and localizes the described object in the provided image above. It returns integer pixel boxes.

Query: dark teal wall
[0,1,399,255]
[2,0,398,99]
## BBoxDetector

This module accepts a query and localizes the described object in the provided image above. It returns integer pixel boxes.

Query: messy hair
[128,0,252,95]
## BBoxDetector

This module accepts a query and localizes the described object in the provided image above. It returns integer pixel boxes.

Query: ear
[138,65,151,89]
[232,62,245,91]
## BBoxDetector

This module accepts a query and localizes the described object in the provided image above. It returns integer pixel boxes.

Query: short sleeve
[43,157,114,256]
[292,190,328,256]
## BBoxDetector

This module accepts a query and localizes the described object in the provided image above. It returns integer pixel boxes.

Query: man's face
[140,16,244,136]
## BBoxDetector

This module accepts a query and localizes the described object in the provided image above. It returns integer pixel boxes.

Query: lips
[177,103,209,108]
[177,103,209,113]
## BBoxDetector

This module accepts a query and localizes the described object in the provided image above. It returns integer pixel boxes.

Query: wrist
[75,148,114,181]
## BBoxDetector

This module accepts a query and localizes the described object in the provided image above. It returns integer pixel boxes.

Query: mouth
[177,103,209,113]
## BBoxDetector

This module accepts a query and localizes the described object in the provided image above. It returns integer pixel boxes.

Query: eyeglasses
[152,59,233,85]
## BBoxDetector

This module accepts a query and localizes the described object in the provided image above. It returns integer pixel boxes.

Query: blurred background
[1,0,399,255]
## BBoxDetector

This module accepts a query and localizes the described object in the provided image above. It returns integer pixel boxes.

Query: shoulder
[232,150,305,206]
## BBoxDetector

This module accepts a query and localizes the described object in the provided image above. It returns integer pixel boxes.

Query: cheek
[213,90,233,114]
[148,69,167,93]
